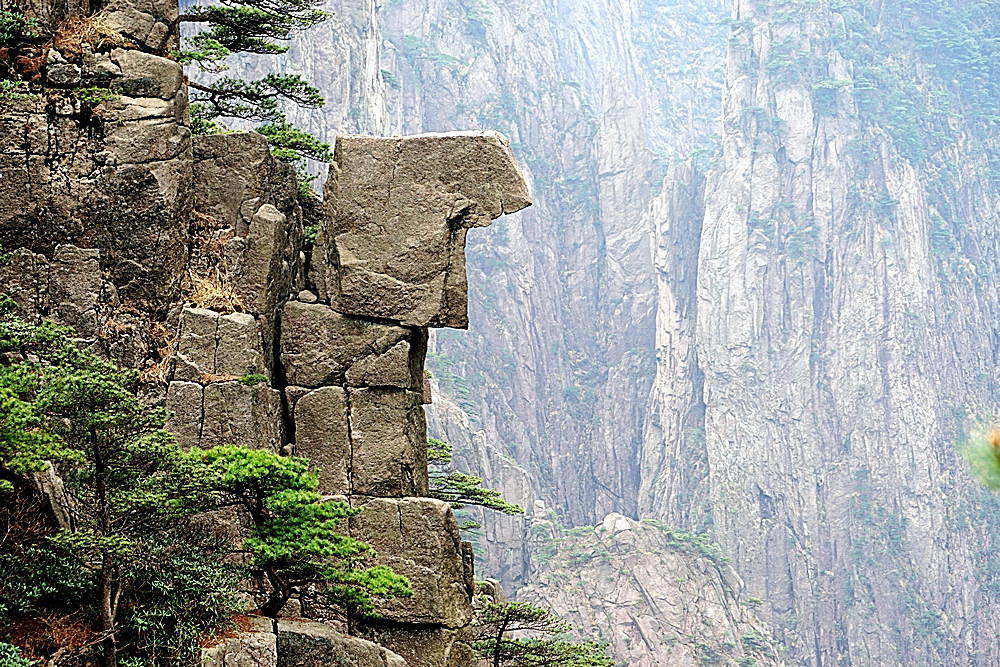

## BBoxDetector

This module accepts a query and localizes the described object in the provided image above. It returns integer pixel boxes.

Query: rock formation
[0,0,532,664]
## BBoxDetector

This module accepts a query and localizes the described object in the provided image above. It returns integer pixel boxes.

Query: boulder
[348,389,428,497]
[350,497,473,627]
[280,301,426,390]
[202,616,277,667]
[200,381,283,452]
[312,131,531,328]
[354,624,473,667]
[292,386,351,494]
[276,620,408,667]
[173,307,266,381]
[164,381,204,449]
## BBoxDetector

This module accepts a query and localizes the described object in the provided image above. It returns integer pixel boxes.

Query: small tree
[472,600,614,667]
[196,445,412,616]
[0,306,219,665]
[427,437,525,516]
[177,0,334,196]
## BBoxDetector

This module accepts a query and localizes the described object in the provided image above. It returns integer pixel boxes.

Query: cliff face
[520,514,782,667]
[215,0,1000,665]
[650,1,1000,664]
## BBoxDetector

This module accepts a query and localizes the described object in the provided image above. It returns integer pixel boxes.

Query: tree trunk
[259,567,290,617]
[93,428,116,666]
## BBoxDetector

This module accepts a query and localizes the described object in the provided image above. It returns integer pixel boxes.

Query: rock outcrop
[1,0,531,664]
[518,514,783,667]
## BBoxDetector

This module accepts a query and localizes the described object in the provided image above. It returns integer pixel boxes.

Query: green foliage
[116,531,245,665]
[190,103,228,136]
[0,643,35,667]
[0,311,410,662]
[472,601,614,667]
[963,426,1000,492]
[740,631,771,654]
[196,445,412,616]
[178,0,333,201]
[302,223,320,249]
[0,546,96,617]
[0,80,37,103]
[640,519,732,566]
[255,121,332,200]
[427,438,524,516]
[189,74,323,125]
[381,69,401,90]
[74,86,121,106]
[179,0,330,58]
[236,373,269,386]
[256,121,333,162]
[0,10,40,44]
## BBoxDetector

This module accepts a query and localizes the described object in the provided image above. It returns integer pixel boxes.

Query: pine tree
[472,600,614,667]
[177,0,333,188]
[427,437,525,516]
[196,445,412,617]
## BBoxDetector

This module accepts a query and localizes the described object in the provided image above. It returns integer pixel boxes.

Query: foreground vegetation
[0,299,409,665]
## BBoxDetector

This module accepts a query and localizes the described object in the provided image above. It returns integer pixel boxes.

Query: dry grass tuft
[183,269,247,314]
[139,320,176,385]
[200,372,239,384]
[6,612,97,660]
[53,14,129,60]
[182,211,246,314]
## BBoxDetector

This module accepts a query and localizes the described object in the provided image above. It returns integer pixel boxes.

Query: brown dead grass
[5,613,98,660]
[182,211,247,314]
[198,613,260,648]
[200,372,239,384]
[183,270,247,314]
[53,14,129,61]
[139,319,177,385]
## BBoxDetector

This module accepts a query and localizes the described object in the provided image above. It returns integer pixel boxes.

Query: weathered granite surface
[311,131,530,328]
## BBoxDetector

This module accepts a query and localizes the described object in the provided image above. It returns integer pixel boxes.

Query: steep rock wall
[642,1,1000,664]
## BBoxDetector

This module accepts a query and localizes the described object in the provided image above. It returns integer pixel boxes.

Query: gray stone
[202,616,276,667]
[355,624,473,667]
[293,387,350,495]
[276,620,408,667]
[174,308,219,381]
[216,311,266,378]
[111,50,183,100]
[280,301,424,390]
[345,341,413,388]
[0,96,191,312]
[348,389,428,497]
[350,497,473,627]
[173,308,266,381]
[165,381,204,449]
[313,131,531,328]
[46,50,82,86]
[201,381,283,452]
[234,204,287,317]
[0,247,48,320]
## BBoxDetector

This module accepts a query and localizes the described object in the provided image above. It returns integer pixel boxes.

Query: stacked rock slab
[1,0,532,659]
[165,132,303,454]
[284,132,530,666]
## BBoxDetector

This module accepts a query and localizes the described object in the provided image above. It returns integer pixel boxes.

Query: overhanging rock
[311,131,531,328]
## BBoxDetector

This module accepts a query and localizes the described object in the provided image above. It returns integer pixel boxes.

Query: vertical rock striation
[641,1,1000,664]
